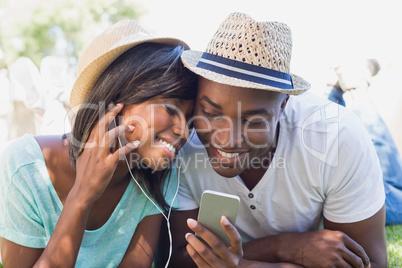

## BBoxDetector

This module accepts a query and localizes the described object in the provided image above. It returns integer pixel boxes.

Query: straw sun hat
[69,19,189,109]
[181,12,310,95]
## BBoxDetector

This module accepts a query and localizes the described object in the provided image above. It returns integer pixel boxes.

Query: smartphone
[197,190,240,247]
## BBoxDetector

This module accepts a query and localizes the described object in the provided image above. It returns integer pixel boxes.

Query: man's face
[193,77,289,178]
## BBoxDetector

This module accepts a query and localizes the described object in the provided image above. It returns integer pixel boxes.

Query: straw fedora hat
[69,19,189,109]
[181,12,310,95]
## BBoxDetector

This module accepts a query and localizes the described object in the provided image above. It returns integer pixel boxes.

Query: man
[160,12,387,267]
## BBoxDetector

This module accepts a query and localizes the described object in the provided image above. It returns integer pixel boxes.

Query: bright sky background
[138,0,402,95]
[1,0,402,150]
[138,0,402,151]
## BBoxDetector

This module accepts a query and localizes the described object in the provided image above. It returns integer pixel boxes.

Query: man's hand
[185,216,243,267]
[293,229,371,268]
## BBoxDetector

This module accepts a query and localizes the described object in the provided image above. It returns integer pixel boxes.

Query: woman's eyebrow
[199,96,222,110]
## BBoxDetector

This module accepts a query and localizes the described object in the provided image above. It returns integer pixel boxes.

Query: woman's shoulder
[33,135,70,164]
[0,135,47,198]
[0,135,43,170]
[0,134,69,178]
[32,135,74,186]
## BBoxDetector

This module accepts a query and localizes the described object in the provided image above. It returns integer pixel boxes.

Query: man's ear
[280,94,290,113]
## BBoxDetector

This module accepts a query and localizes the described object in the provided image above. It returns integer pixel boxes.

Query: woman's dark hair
[68,42,197,211]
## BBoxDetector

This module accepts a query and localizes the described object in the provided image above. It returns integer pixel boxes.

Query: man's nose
[212,120,244,148]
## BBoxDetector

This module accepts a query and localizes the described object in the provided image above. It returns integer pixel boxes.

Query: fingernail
[128,125,135,131]
[114,103,123,110]
[221,215,229,225]
[132,140,140,147]
[185,233,191,240]
[108,102,115,111]
[187,218,196,228]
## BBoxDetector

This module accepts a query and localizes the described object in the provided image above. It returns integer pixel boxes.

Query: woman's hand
[74,103,139,205]
[185,216,243,267]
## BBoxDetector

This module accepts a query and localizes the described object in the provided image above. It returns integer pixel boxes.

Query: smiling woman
[71,42,196,207]
[0,19,197,267]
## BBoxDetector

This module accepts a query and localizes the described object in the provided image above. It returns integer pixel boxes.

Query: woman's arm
[119,214,163,267]
[1,104,138,267]
[1,186,95,268]
[0,238,43,267]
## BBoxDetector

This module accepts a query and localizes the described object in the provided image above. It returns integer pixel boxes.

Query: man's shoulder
[285,92,335,117]
[283,92,353,130]
[279,92,371,163]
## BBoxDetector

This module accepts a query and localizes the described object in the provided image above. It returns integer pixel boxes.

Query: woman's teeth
[159,139,176,154]
[217,149,239,159]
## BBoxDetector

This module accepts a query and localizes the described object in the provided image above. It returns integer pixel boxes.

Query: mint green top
[0,135,178,267]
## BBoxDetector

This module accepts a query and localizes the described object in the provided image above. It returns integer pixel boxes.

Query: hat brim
[70,35,189,110]
[181,50,310,96]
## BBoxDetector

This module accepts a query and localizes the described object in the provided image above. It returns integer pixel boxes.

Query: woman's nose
[172,116,190,140]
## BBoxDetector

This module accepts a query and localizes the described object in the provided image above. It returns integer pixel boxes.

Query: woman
[0,19,197,267]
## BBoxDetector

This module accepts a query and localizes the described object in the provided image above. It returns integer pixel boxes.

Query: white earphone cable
[117,129,194,268]
[118,136,178,268]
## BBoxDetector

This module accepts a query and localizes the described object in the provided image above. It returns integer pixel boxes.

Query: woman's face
[118,95,194,171]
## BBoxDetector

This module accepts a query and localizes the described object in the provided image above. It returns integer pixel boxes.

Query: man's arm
[162,206,385,268]
[242,206,386,268]
[160,209,300,268]
[323,205,387,268]
[185,217,303,268]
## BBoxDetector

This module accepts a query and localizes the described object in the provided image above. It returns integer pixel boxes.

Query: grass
[386,224,402,267]
[0,225,401,267]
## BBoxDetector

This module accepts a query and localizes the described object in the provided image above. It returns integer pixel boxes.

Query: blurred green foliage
[0,0,143,68]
